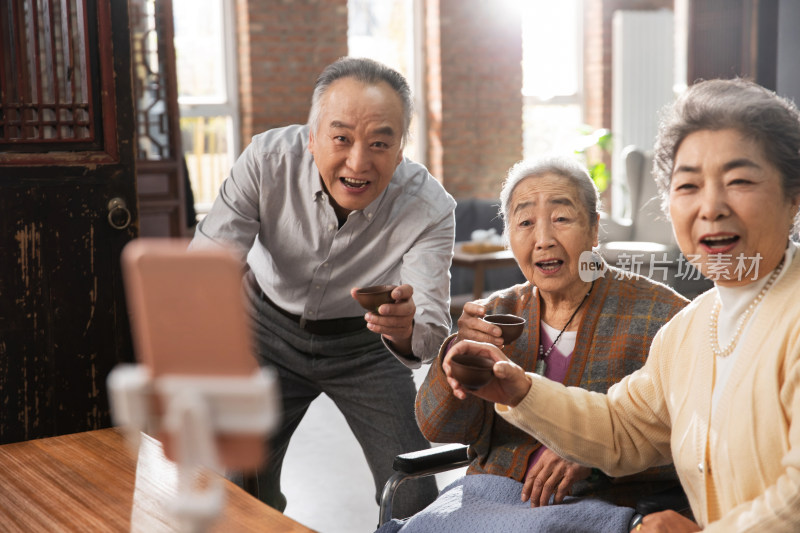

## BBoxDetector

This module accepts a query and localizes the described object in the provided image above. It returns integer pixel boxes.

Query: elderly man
[190,57,454,517]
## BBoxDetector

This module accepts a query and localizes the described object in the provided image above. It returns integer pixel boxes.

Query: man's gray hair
[499,155,600,237]
[307,57,413,147]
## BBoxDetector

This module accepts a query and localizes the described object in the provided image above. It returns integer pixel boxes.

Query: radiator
[611,9,674,219]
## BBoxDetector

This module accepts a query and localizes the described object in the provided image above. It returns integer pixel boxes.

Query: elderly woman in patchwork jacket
[376,155,688,533]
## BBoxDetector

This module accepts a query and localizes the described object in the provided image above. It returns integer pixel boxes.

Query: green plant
[574,127,612,193]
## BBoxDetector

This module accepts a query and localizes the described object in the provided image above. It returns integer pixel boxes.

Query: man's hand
[634,510,700,532]
[353,284,415,355]
[522,448,591,507]
[443,340,532,405]
[455,301,504,347]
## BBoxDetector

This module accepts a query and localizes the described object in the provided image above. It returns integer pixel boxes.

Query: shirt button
[329,224,335,231]
[322,263,328,267]
[367,213,373,219]
[697,463,704,474]
[315,285,320,289]
[308,311,315,316]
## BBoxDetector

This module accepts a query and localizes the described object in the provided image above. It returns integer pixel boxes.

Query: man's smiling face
[308,77,405,220]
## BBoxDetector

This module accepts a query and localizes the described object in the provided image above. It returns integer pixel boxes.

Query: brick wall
[235,0,348,146]
[583,0,673,130]
[426,0,523,200]
[424,0,443,182]
[233,1,663,202]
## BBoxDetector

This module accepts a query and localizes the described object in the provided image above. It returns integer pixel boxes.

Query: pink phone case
[121,238,265,471]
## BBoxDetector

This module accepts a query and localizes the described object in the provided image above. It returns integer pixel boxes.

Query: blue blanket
[375,474,635,533]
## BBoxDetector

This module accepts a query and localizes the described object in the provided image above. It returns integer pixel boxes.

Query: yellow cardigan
[499,253,800,531]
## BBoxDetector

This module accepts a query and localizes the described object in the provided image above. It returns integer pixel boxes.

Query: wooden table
[451,243,518,300]
[0,428,317,532]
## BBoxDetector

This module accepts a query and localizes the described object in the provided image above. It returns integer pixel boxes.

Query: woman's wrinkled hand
[633,510,700,532]
[443,340,531,405]
[455,301,504,347]
[521,448,591,507]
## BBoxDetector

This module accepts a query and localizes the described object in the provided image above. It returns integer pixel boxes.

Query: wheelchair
[378,444,691,531]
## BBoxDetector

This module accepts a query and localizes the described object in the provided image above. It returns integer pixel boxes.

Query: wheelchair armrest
[392,443,470,475]
[634,484,691,516]
[379,444,470,527]
[629,484,692,530]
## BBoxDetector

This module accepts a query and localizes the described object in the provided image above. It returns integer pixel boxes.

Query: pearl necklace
[708,258,785,358]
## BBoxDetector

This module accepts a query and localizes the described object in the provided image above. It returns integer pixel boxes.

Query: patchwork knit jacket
[416,265,689,503]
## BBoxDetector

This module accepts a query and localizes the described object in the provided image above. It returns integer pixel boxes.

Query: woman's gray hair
[653,78,800,232]
[499,155,600,237]
[307,57,413,147]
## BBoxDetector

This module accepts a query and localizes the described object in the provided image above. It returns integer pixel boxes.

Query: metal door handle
[108,197,132,230]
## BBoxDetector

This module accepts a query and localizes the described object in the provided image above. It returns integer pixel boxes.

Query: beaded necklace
[709,257,785,358]
[535,281,594,375]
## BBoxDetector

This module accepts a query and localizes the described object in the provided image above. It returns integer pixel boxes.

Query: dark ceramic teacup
[449,352,495,390]
[354,285,397,314]
[482,314,526,345]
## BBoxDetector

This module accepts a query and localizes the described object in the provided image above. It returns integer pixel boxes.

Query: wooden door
[0,0,138,443]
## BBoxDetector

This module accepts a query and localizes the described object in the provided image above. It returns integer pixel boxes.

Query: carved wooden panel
[0,0,121,163]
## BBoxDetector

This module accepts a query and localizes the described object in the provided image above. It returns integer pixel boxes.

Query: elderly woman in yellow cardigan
[444,78,800,532]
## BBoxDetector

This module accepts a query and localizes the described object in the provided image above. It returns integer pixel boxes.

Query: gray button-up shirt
[191,124,456,366]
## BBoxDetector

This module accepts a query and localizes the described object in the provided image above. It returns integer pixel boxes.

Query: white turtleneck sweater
[712,245,796,415]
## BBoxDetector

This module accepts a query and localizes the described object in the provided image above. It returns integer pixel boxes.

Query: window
[522,0,584,159]
[348,0,424,164]
[172,0,239,213]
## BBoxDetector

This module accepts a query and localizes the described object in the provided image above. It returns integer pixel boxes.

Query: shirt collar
[311,160,325,199]
[360,183,390,222]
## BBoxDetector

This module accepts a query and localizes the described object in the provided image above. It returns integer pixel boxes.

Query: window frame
[521,0,585,159]
[174,0,240,212]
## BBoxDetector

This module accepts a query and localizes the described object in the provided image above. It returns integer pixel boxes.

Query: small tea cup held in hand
[448,352,496,391]
[482,314,526,345]
[354,285,398,314]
